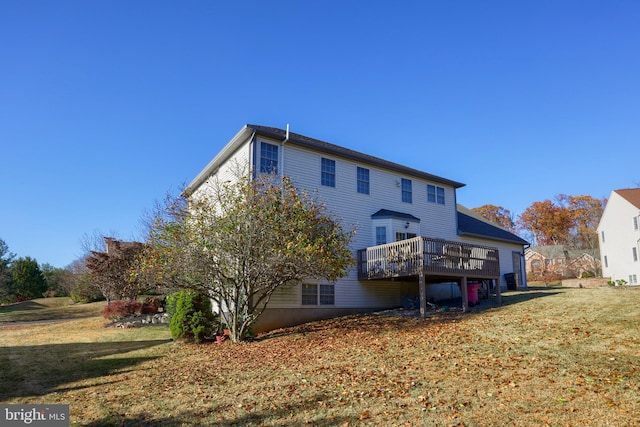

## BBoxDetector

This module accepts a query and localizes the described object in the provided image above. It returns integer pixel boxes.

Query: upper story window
[259,142,278,174]
[427,185,445,204]
[321,158,336,187]
[601,231,605,242]
[401,178,412,203]
[357,167,370,195]
[633,247,638,262]
[634,217,639,231]
[603,255,608,268]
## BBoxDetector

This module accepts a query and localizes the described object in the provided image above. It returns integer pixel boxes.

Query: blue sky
[1,1,638,268]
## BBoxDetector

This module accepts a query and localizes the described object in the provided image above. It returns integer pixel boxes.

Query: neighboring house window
[401,178,412,203]
[604,255,608,268]
[301,283,334,305]
[531,260,541,270]
[260,142,278,174]
[631,274,638,284]
[357,167,370,194]
[321,158,336,187]
[396,232,417,241]
[427,185,445,204]
[634,217,639,231]
[601,231,605,242]
[375,226,387,246]
[633,247,638,262]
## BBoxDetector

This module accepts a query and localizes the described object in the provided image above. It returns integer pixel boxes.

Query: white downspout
[281,123,289,179]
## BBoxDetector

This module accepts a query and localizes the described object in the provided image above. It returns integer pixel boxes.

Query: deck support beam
[461,276,469,312]
[496,278,502,305]
[418,271,427,318]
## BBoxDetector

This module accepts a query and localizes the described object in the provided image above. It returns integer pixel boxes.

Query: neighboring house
[186,124,529,331]
[597,188,640,285]
[525,246,600,281]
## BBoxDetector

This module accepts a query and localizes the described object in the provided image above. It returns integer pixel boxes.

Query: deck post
[418,271,427,318]
[496,277,502,305]
[461,276,469,312]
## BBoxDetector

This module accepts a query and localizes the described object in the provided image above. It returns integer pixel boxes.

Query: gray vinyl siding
[280,142,460,308]
[193,140,252,198]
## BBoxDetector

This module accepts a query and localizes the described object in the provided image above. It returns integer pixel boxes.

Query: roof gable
[614,188,640,209]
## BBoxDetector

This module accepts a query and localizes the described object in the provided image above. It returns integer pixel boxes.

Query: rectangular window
[633,247,638,262]
[357,167,370,194]
[634,217,639,231]
[395,232,417,241]
[301,284,318,305]
[601,231,605,242]
[321,158,336,187]
[427,185,445,204]
[604,255,608,268]
[401,178,412,203]
[632,274,638,284]
[375,226,387,245]
[259,142,278,174]
[302,283,334,305]
[319,284,335,305]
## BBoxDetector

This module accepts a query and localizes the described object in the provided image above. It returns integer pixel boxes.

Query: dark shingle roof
[457,206,528,245]
[371,209,421,221]
[248,125,465,189]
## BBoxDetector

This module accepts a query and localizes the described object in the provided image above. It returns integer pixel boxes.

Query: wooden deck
[357,236,500,281]
[357,236,502,315]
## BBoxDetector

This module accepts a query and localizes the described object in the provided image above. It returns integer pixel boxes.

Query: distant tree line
[471,194,606,250]
[0,238,74,303]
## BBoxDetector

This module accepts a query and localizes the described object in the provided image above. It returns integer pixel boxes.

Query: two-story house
[597,188,640,285]
[186,125,528,331]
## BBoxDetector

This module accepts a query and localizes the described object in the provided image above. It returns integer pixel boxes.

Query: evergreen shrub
[166,290,216,343]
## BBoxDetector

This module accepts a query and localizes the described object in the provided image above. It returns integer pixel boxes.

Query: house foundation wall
[252,306,389,333]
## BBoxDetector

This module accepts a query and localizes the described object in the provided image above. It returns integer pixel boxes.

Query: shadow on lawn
[0,339,169,400]
[0,300,47,313]
[498,288,563,307]
[82,393,355,427]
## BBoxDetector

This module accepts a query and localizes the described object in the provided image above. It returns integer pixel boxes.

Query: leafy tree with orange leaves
[471,204,516,232]
[517,195,606,249]
[517,200,573,246]
[556,194,606,250]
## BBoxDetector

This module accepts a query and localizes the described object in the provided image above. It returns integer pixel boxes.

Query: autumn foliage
[142,172,354,342]
[473,194,606,249]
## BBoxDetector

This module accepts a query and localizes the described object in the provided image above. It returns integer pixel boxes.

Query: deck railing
[357,236,500,280]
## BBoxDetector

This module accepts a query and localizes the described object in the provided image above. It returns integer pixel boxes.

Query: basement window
[301,283,335,305]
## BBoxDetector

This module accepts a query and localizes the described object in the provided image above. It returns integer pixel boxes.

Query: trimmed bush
[166,290,216,343]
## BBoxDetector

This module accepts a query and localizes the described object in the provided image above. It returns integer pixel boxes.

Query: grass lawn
[1,289,638,426]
